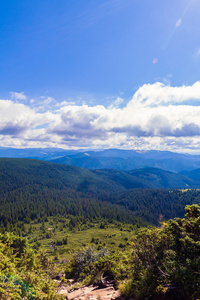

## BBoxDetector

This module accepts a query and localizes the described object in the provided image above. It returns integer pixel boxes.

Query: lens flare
[175,18,182,27]
[153,57,158,64]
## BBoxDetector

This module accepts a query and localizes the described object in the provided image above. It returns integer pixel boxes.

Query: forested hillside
[0,158,198,194]
[0,158,143,231]
[0,158,199,299]
[99,188,200,224]
[0,158,200,231]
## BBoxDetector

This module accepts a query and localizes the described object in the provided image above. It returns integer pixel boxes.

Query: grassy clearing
[23,218,135,261]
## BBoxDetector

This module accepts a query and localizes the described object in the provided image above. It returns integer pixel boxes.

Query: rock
[57,285,69,299]
[67,284,121,300]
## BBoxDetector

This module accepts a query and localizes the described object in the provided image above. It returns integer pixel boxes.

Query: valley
[0,157,199,299]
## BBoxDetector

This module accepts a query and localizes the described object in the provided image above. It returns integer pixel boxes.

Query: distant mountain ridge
[51,149,200,173]
[0,147,200,173]
[0,157,199,192]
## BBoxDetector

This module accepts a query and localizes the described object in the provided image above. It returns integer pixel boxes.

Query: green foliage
[65,245,109,281]
[55,237,68,246]
[65,243,134,287]
[122,204,200,300]
[0,232,64,299]
[81,255,117,285]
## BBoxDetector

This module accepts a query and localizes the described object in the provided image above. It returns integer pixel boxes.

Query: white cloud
[10,91,27,101]
[30,98,35,104]
[0,99,54,136]
[108,97,124,109]
[55,100,76,107]
[128,81,200,107]
[42,96,55,104]
[1,81,200,152]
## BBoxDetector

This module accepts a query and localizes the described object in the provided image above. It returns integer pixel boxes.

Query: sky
[1,0,200,153]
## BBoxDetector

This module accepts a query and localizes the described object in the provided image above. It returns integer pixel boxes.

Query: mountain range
[1,147,200,173]
[0,157,200,191]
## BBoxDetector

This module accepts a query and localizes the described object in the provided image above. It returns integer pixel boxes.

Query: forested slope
[0,158,145,230]
[0,158,199,299]
[0,158,200,230]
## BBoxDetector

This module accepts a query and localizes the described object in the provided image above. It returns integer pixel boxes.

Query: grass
[23,217,135,261]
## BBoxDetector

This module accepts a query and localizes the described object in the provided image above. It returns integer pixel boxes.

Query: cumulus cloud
[0,99,54,137]
[48,105,107,139]
[1,81,200,152]
[128,81,200,107]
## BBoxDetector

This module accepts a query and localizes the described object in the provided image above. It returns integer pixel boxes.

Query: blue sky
[1,0,200,152]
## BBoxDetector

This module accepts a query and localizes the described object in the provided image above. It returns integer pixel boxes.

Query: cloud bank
[1,82,200,152]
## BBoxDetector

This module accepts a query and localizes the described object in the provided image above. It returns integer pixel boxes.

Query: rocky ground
[57,279,122,300]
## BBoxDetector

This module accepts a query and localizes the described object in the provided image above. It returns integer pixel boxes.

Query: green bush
[65,245,109,281]
[0,232,64,299]
[121,204,200,300]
